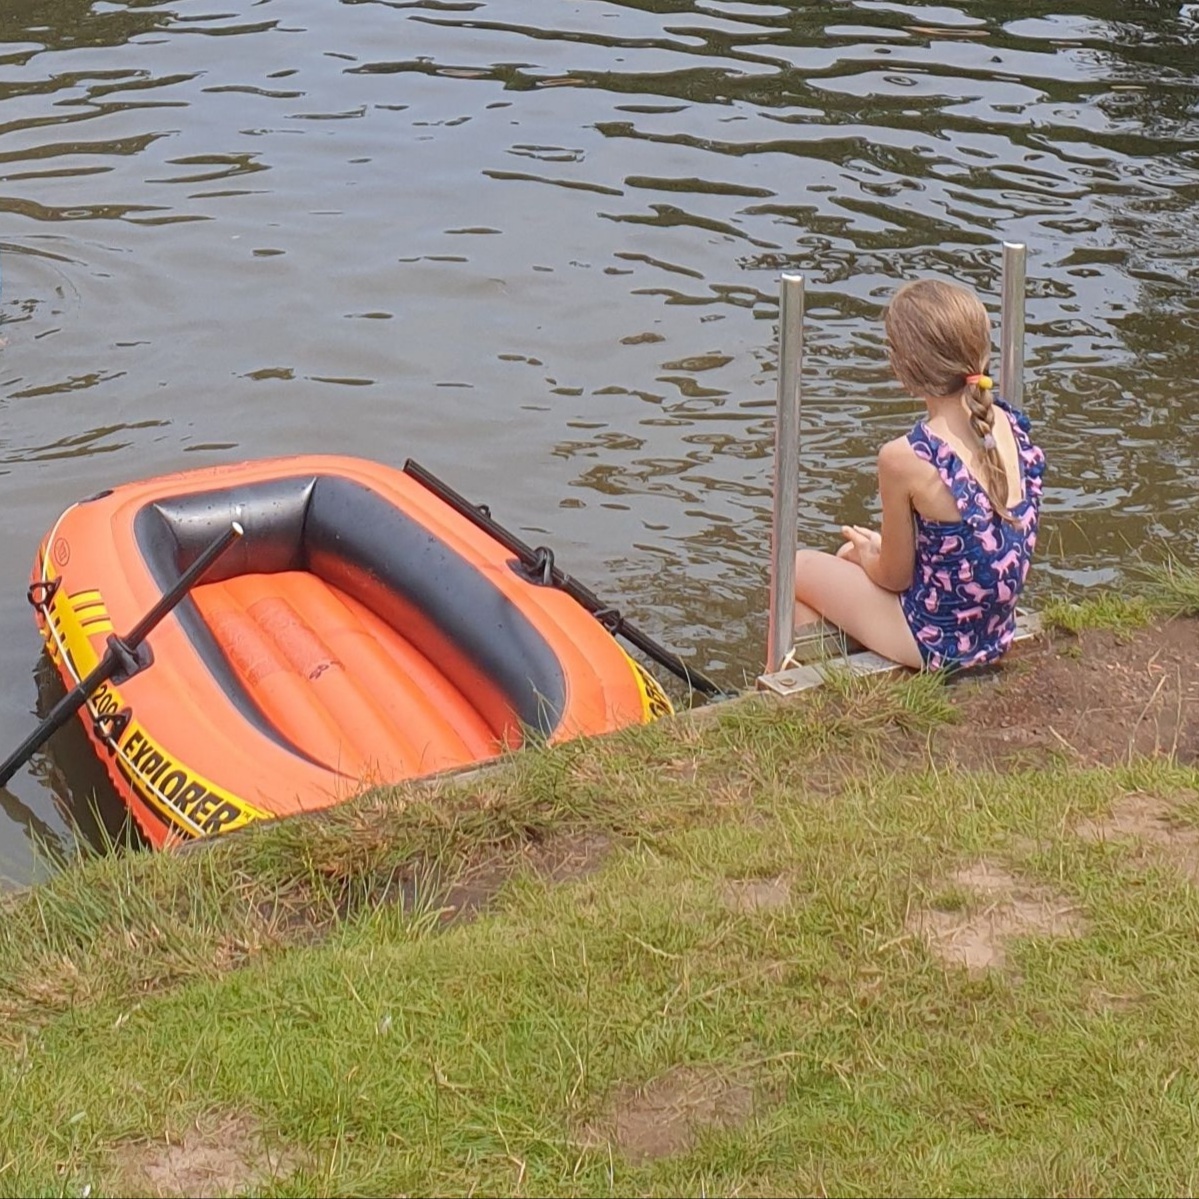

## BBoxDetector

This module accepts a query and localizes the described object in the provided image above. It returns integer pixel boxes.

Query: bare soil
[939,617,1198,769]
[1073,791,1199,884]
[580,1065,758,1165]
[721,875,792,913]
[441,830,615,922]
[115,1113,298,1199]
[909,860,1086,975]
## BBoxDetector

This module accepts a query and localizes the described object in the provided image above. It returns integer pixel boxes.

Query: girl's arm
[842,439,917,592]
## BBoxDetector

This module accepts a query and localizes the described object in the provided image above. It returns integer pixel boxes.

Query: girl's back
[900,399,1045,669]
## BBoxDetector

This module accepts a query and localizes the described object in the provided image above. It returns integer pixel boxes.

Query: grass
[0,597,1197,1197]
[1139,554,1199,618]
[1039,592,1153,636]
[1041,553,1199,635]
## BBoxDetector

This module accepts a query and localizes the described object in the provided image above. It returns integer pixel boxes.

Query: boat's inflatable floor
[192,570,503,780]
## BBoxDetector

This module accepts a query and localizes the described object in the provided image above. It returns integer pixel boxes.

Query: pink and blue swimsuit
[900,400,1045,670]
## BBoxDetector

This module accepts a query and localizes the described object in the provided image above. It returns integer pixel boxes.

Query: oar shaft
[0,664,105,788]
[124,521,243,648]
[0,522,243,789]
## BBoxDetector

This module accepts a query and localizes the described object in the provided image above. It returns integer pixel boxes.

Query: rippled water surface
[1,0,1197,884]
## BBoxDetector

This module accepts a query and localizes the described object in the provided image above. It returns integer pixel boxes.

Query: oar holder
[106,634,153,685]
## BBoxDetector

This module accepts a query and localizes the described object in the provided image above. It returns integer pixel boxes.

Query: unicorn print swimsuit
[899,400,1045,670]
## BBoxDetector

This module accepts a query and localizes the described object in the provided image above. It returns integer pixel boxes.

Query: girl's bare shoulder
[877,434,923,476]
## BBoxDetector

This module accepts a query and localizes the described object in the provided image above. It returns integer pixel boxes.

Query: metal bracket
[93,707,132,752]
[27,578,61,611]
[593,606,623,634]
[511,545,558,587]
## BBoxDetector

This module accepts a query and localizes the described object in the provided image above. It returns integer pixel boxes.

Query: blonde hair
[884,278,1014,524]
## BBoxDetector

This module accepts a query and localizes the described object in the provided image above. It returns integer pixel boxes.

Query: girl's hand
[853,525,882,550]
[839,525,881,567]
[844,525,882,556]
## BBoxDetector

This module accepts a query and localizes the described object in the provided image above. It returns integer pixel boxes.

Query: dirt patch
[115,1113,298,1199]
[440,858,512,923]
[721,876,792,913]
[910,860,1086,974]
[441,830,615,923]
[582,1065,757,1164]
[1074,792,1199,883]
[941,618,1199,770]
[527,830,614,884]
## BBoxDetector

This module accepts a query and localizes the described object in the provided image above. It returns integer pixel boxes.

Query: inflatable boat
[29,455,675,847]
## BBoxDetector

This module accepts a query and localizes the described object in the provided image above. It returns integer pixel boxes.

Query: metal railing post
[766,273,804,676]
[1001,241,1026,408]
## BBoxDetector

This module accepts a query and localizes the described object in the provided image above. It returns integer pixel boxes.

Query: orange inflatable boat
[30,455,674,847]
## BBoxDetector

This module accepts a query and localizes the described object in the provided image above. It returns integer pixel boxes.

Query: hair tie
[965,372,993,390]
[982,433,997,450]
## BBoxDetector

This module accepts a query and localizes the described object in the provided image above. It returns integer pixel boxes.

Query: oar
[402,460,722,697]
[0,522,244,789]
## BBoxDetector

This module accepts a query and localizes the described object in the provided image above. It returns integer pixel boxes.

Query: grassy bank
[1,584,1197,1198]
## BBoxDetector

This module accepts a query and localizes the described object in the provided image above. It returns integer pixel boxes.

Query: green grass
[1040,592,1153,636]
[1041,559,1199,634]
[1,639,1198,1197]
[1139,555,1199,618]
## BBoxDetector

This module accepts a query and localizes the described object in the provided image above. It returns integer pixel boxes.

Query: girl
[793,277,1045,671]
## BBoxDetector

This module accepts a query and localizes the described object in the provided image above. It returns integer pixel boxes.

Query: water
[1,0,1196,886]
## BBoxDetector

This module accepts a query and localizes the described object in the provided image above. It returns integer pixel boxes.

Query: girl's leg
[793,540,857,627]
[793,549,923,669]
[793,598,822,627]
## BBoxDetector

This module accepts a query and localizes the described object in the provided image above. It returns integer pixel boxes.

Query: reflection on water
[1,0,1196,884]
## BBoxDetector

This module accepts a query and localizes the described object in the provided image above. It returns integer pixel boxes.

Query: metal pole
[1001,241,1026,409]
[766,273,804,675]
